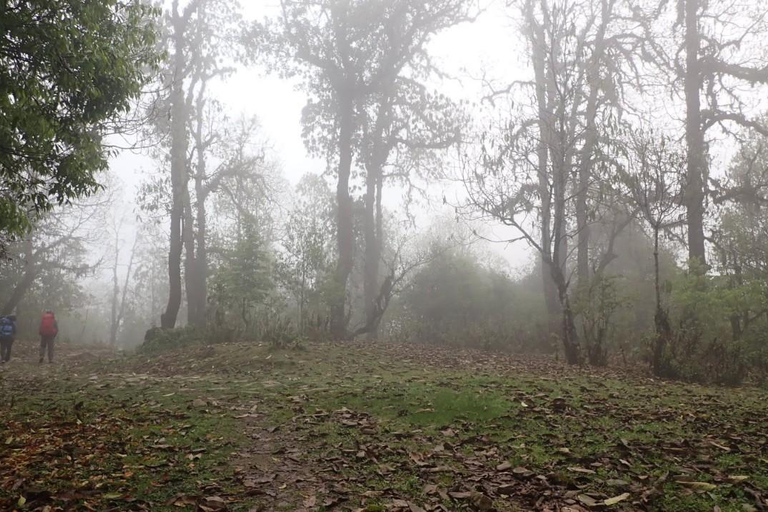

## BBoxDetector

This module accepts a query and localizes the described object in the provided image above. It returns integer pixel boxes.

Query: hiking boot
[39,357,44,364]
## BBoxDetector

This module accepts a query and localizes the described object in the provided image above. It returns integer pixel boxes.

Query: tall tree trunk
[652,223,672,375]
[162,8,188,330]
[2,240,37,316]
[525,0,580,362]
[363,95,391,339]
[188,85,209,329]
[550,262,581,365]
[374,168,384,333]
[575,0,610,286]
[182,166,197,326]
[363,167,380,338]
[115,235,139,344]
[527,2,560,326]
[549,77,576,362]
[109,236,120,345]
[684,0,707,269]
[575,166,591,286]
[193,185,208,328]
[330,96,355,340]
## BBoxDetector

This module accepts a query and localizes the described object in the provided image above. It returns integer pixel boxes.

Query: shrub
[649,271,752,386]
[245,307,306,350]
[384,248,548,352]
[139,325,237,354]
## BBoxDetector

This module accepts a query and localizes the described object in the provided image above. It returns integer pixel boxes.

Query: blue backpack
[0,317,13,338]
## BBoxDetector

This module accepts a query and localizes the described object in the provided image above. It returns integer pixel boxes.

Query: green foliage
[650,271,753,385]
[139,326,202,354]
[277,174,336,336]
[574,274,625,367]
[139,324,236,354]
[0,0,160,237]
[210,223,275,325]
[387,246,547,351]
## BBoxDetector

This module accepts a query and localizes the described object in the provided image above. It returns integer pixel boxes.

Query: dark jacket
[0,315,17,338]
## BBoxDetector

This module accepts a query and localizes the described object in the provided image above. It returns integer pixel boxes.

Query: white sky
[105,0,768,282]
[108,0,537,274]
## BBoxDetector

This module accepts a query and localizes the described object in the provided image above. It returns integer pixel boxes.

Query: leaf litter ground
[1,340,767,512]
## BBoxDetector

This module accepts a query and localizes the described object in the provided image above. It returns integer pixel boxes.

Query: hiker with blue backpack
[0,314,18,363]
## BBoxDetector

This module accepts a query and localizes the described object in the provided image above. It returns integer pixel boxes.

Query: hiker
[38,310,58,364]
[0,314,17,363]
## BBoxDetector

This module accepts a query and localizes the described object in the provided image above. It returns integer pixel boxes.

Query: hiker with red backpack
[39,310,58,364]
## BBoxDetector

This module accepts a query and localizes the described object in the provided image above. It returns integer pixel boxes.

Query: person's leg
[6,338,12,362]
[39,336,46,363]
[0,339,8,362]
[48,337,54,363]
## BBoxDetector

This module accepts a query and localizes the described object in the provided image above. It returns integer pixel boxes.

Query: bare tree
[638,0,768,268]
[149,0,241,328]
[621,131,686,375]
[109,222,139,346]
[1,195,109,317]
[257,0,472,339]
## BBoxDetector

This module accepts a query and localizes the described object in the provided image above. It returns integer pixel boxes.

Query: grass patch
[3,340,768,511]
[0,371,249,511]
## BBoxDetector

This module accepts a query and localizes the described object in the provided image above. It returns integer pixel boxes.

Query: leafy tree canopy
[0,0,159,239]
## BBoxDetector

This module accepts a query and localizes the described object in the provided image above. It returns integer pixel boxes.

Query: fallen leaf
[513,466,532,476]
[578,494,599,507]
[470,491,494,510]
[708,440,731,452]
[498,483,516,495]
[677,481,717,491]
[569,466,596,475]
[604,492,630,506]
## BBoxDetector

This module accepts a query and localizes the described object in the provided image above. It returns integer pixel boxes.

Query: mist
[2,0,768,510]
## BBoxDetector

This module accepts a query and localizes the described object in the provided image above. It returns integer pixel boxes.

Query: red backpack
[39,312,57,337]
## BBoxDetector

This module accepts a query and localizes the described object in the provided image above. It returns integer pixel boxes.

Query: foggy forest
[2,0,768,510]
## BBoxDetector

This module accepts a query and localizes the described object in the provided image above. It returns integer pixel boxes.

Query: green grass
[2,340,768,511]
[0,367,249,511]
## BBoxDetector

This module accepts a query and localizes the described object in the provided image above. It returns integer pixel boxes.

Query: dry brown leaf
[603,492,630,506]
[568,466,596,475]
[498,484,516,495]
[677,481,717,491]
[577,494,599,507]
[470,491,494,510]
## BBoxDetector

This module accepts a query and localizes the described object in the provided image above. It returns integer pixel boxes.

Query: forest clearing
[5,1,768,511]
[2,340,767,512]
